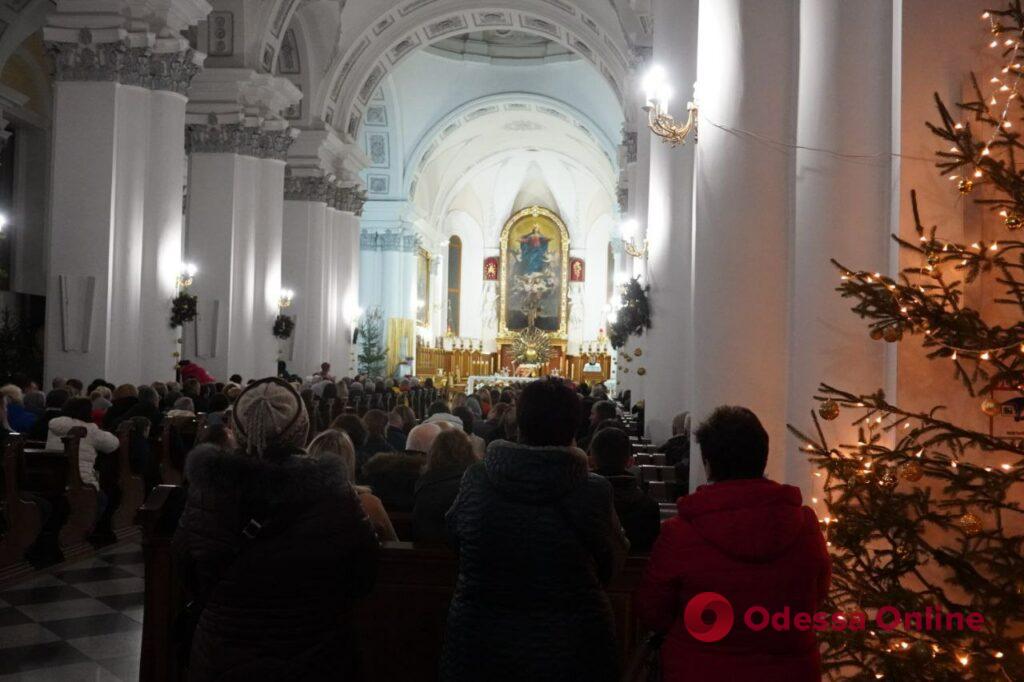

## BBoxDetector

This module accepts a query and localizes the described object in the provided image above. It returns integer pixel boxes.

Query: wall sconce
[620,219,648,259]
[642,65,697,147]
[177,262,198,289]
[278,288,295,309]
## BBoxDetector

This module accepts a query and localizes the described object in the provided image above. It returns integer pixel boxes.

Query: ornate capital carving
[622,130,638,164]
[186,121,296,160]
[337,186,367,216]
[617,185,629,213]
[381,231,403,251]
[284,176,331,202]
[401,234,419,253]
[360,231,380,250]
[48,30,202,93]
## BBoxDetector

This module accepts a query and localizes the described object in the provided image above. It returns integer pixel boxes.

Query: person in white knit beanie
[231,377,310,459]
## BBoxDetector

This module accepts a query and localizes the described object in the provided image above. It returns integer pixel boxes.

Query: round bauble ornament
[818,399,840,421]
[637,367,646,376]
[877,467,898,488]
[981,398,1001,417]
[901,461,924,482]
[959,512,983,537]
[1005,212,1022,231]
[958,178,974,195]
[883,326,903,343]
[870,328,884,341]
[634,348,643,357]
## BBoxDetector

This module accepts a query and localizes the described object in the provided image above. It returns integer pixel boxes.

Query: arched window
[447,236,462,335]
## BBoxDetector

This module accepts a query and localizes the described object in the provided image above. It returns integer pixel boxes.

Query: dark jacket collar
[484,439,588,503]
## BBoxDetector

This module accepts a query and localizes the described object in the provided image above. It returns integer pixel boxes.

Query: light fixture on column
[642,65,697,147]
[177,262,198,289]
[0,213,7,234]
[278,288,295,309]
[620,219,648,259]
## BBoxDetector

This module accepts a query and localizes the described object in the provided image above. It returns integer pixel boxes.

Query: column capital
[284,175,332,203]
[187,68,300,126]
[186,119,298,160]
[45,0,208,92]
[287,125,370,183]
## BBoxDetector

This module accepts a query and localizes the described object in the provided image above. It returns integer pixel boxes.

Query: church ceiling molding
[404,92,618,200]
[315,0,630,141]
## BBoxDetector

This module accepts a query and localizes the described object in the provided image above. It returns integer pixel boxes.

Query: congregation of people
[1,359,830,681]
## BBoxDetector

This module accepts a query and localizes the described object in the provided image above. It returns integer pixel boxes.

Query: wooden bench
[0,435,40,568]
[138,485,649,682]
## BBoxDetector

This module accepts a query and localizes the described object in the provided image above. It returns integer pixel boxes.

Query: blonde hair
[307,428,370,493]
[426,428,476,473]
[0,384,23,405]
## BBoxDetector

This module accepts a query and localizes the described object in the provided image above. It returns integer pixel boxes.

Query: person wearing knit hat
[175,375,378,681]
[231,377,310,459]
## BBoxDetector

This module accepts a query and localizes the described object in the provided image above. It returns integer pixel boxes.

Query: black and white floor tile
[0,544,144,681]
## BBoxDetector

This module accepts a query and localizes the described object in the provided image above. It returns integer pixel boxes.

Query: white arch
[314,0,632,139]
[402,91,618,196]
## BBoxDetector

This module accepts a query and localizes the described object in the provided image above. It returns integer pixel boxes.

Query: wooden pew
[59,429,100,548]
[0,435,40,568]
[138,486,649,682]
[114,420,152,530]
[159,416,199,485]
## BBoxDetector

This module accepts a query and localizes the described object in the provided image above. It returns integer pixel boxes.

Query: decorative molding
[617,185,628,213]
[337,186,367,215]
[623,130,637,164]
[401,234,419,253]
[283,176,330,202]
[186,120,296,160]
[47,30,202,93]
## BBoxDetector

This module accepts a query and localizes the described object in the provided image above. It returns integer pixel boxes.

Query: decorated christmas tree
[790,5,1024,679]
[357,306,388,377]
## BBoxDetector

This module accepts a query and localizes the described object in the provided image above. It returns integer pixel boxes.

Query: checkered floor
[0,544,145,681]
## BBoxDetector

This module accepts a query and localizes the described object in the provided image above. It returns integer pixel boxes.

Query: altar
[465,375,541,394]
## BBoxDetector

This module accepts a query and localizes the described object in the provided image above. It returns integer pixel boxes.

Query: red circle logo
[683,592,734,643]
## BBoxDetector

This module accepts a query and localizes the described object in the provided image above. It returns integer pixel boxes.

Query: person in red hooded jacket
[636,405,831,681]
[177,359,215,386]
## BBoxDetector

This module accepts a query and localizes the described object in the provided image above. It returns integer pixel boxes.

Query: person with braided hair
[173,377,380,681]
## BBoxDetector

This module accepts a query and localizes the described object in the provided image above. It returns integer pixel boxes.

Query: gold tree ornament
[637,367,646,376]
[1004,212,1022,230]
[901,461,925,482]
[869,327,885,341]
[634,348,643,357]
[959,513,983,537]
[882,326,903,343]
[981,398,1001,417]
[818,399,841,421]
[958,178,974,194]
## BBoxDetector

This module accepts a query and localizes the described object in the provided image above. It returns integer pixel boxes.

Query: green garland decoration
[169,291,198,328]
[608,277,652,349]
[272,313,295,340]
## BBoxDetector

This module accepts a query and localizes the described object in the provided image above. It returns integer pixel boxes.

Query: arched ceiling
[426,29,576,63]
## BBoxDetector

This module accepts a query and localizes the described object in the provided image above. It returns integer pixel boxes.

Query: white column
[786,0,893,489]
[140,86,190,380]
[381,233,404,324]
[253,155,286,378]
[692,0,798,484]
[43,8,206,385]
[328,195,362,375]
[643,0,699,441]
[282,177,330,378]
[183,123,295,381]
[360,232,383,324]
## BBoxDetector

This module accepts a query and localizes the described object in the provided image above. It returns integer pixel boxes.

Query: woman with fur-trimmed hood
[173,377,379,682]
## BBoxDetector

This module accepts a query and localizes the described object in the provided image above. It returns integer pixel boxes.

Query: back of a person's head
[0,384,23,405]
[231,377,310,459]
[451,393,467,408]
[309,428,356,480]
[173,397,195,412]
[396,405,416,431]
[451,406,474,433]
[112,383,138,401]
[331,413,368,447]
[364,409,388,436]
[578,382,591,397]
[426,428,476,472]
[590,427,632,472]
[151,381,167,397]
[137,385,159,407]
[183,378,200,395]
[46,388,70,409]
[592,384,608,400]
[517,378,579,447]
[407,421,444,453]
[62,397,93,423]
[695,405,769,481]
[229,374,243,384]
[427,400,450,417]
[592,400,617,422]
[488,402,511,423]
[66,378,83,395]
[52,377,66,390]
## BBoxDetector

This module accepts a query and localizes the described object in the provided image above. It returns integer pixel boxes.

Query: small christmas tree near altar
[357,307,388,377]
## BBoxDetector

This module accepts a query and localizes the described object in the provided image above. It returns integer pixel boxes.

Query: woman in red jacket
[636,406,831,681]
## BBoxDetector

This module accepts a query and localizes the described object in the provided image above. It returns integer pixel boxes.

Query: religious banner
[570,257,585,282]
[483,256,499,281]
[498,206,569,338]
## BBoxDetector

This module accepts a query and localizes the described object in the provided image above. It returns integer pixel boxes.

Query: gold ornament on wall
[901,461,924,482]
[818,399,840,421]
[959,512,983,537]
[633,348,643,357]
[1004,212,1022,231]
[637,367,646,376]
[957,178,974,195]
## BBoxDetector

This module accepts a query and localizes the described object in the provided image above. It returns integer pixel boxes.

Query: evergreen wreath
[272,313,295,340]
[608,277,652,349]
[169,291,198,328]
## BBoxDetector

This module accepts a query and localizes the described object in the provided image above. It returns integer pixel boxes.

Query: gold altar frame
[498,206,570,340]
